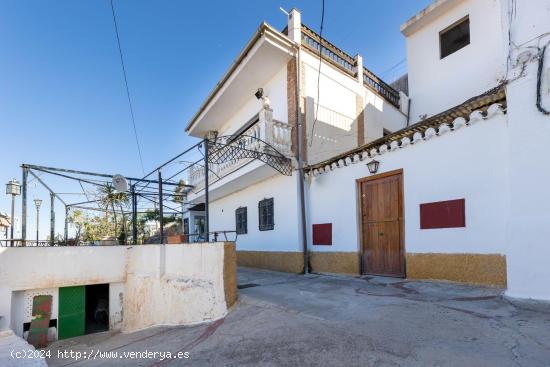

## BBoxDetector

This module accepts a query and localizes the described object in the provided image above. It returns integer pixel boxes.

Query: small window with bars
[258,198,274,231]
[235,207,247,235]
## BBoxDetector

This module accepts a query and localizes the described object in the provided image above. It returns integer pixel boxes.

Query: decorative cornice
[305,85,507,176]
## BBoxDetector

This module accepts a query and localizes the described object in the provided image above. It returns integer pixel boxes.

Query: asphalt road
[46,268,550,367]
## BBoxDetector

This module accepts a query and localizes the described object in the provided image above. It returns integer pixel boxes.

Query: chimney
[288,8,302,44]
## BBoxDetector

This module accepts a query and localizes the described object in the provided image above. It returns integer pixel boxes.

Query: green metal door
[58,286,85,340]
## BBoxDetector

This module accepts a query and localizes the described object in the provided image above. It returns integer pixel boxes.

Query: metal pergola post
[21,167,28,245]
[64,206,69,243]
[50,192,55,245]
[158,170,164,245]
[204,139,209,241]
[131,184,137,245]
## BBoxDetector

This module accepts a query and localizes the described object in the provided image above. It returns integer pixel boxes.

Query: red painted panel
[313,223,332,245]
[420,199,465,229]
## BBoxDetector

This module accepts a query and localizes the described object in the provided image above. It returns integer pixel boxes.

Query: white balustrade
[188,111,292,191]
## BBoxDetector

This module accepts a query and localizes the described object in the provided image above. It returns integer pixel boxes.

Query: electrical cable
[309,0,325,147]
[109,0,146,175]
[379,58,406,78]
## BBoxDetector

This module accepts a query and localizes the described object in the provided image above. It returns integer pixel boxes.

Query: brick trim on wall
[356,94,365,146]
[287,57,307,163]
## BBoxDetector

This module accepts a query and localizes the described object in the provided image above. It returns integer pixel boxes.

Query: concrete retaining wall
[0,243,237,335]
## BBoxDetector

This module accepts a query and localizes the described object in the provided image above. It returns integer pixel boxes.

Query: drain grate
[237,283,260,289]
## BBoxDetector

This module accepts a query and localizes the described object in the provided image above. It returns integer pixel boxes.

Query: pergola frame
[17,134,292,246]
[19,163,189,246]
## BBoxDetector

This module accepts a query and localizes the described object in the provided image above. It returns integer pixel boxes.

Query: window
[183,218,189,235]
[194,216,205,235]
[440,16,470,59]
[258,198,274,231]
[235,207,247,235]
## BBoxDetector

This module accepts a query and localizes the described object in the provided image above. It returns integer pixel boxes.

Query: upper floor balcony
[187,107,293,202]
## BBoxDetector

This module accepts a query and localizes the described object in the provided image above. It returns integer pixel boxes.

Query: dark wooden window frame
[258,198,274,231]
[235,207,248,235]
[439,15,470,59]
[228,114,260,143]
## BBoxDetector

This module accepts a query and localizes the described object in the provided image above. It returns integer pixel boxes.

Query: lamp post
[5,179,21,246]
[34,198,42,245]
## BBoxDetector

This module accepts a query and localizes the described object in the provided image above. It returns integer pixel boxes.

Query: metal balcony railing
[301,24,400,109]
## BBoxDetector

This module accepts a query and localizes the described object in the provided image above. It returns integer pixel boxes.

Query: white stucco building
[185,0,550,301]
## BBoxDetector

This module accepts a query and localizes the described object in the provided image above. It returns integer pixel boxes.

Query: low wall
[237,250,303,273]
[0,243,237,333]
[406,253,507,287]
[309,252,360,275]
[122,243,236,332]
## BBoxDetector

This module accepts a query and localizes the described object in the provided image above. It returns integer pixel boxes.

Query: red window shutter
[420,199,465,229]
[313,223,332,245]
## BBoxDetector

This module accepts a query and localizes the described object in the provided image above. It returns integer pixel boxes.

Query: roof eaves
[400,0,458,36]
[185,22,297,134]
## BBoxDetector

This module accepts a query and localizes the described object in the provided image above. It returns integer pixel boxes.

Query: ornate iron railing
[188,120,293,190]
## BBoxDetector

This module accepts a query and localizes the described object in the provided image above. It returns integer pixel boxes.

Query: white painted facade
[0,243,233,338]
[307,107,508,256]
[185,9,407,254]
[403,0,507,123]
[210,174,302,252]
[401,0,550,299]
[301,49,407,164]
[182,2,550,300]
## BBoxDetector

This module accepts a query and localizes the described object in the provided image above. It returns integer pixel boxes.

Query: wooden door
[359,170,404,277]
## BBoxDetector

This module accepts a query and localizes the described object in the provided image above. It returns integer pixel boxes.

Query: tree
[173,179,188,205]
[67,209,85,244]
[96,183,129,239]
[82,215,115,242]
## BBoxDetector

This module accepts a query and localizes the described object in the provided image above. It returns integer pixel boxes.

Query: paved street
[45,268,550,366]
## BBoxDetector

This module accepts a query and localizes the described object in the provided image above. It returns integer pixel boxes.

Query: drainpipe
[295,49,309,274]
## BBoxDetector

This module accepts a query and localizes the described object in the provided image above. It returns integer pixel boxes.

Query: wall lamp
[366,159,380,174]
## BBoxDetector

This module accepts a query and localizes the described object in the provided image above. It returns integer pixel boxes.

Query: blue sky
[0,0,431,239]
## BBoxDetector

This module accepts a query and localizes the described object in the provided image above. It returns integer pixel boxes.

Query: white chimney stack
[288,8,301,44]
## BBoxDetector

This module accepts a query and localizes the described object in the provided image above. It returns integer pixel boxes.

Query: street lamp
[5,179,21,245]
[34,198,42,245]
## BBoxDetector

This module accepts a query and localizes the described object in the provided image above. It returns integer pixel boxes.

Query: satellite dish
[112,174,129,192]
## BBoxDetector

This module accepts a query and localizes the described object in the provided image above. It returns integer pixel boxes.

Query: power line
[379,58,406,78]
[309,0,325,147]
[109,0,146,175]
